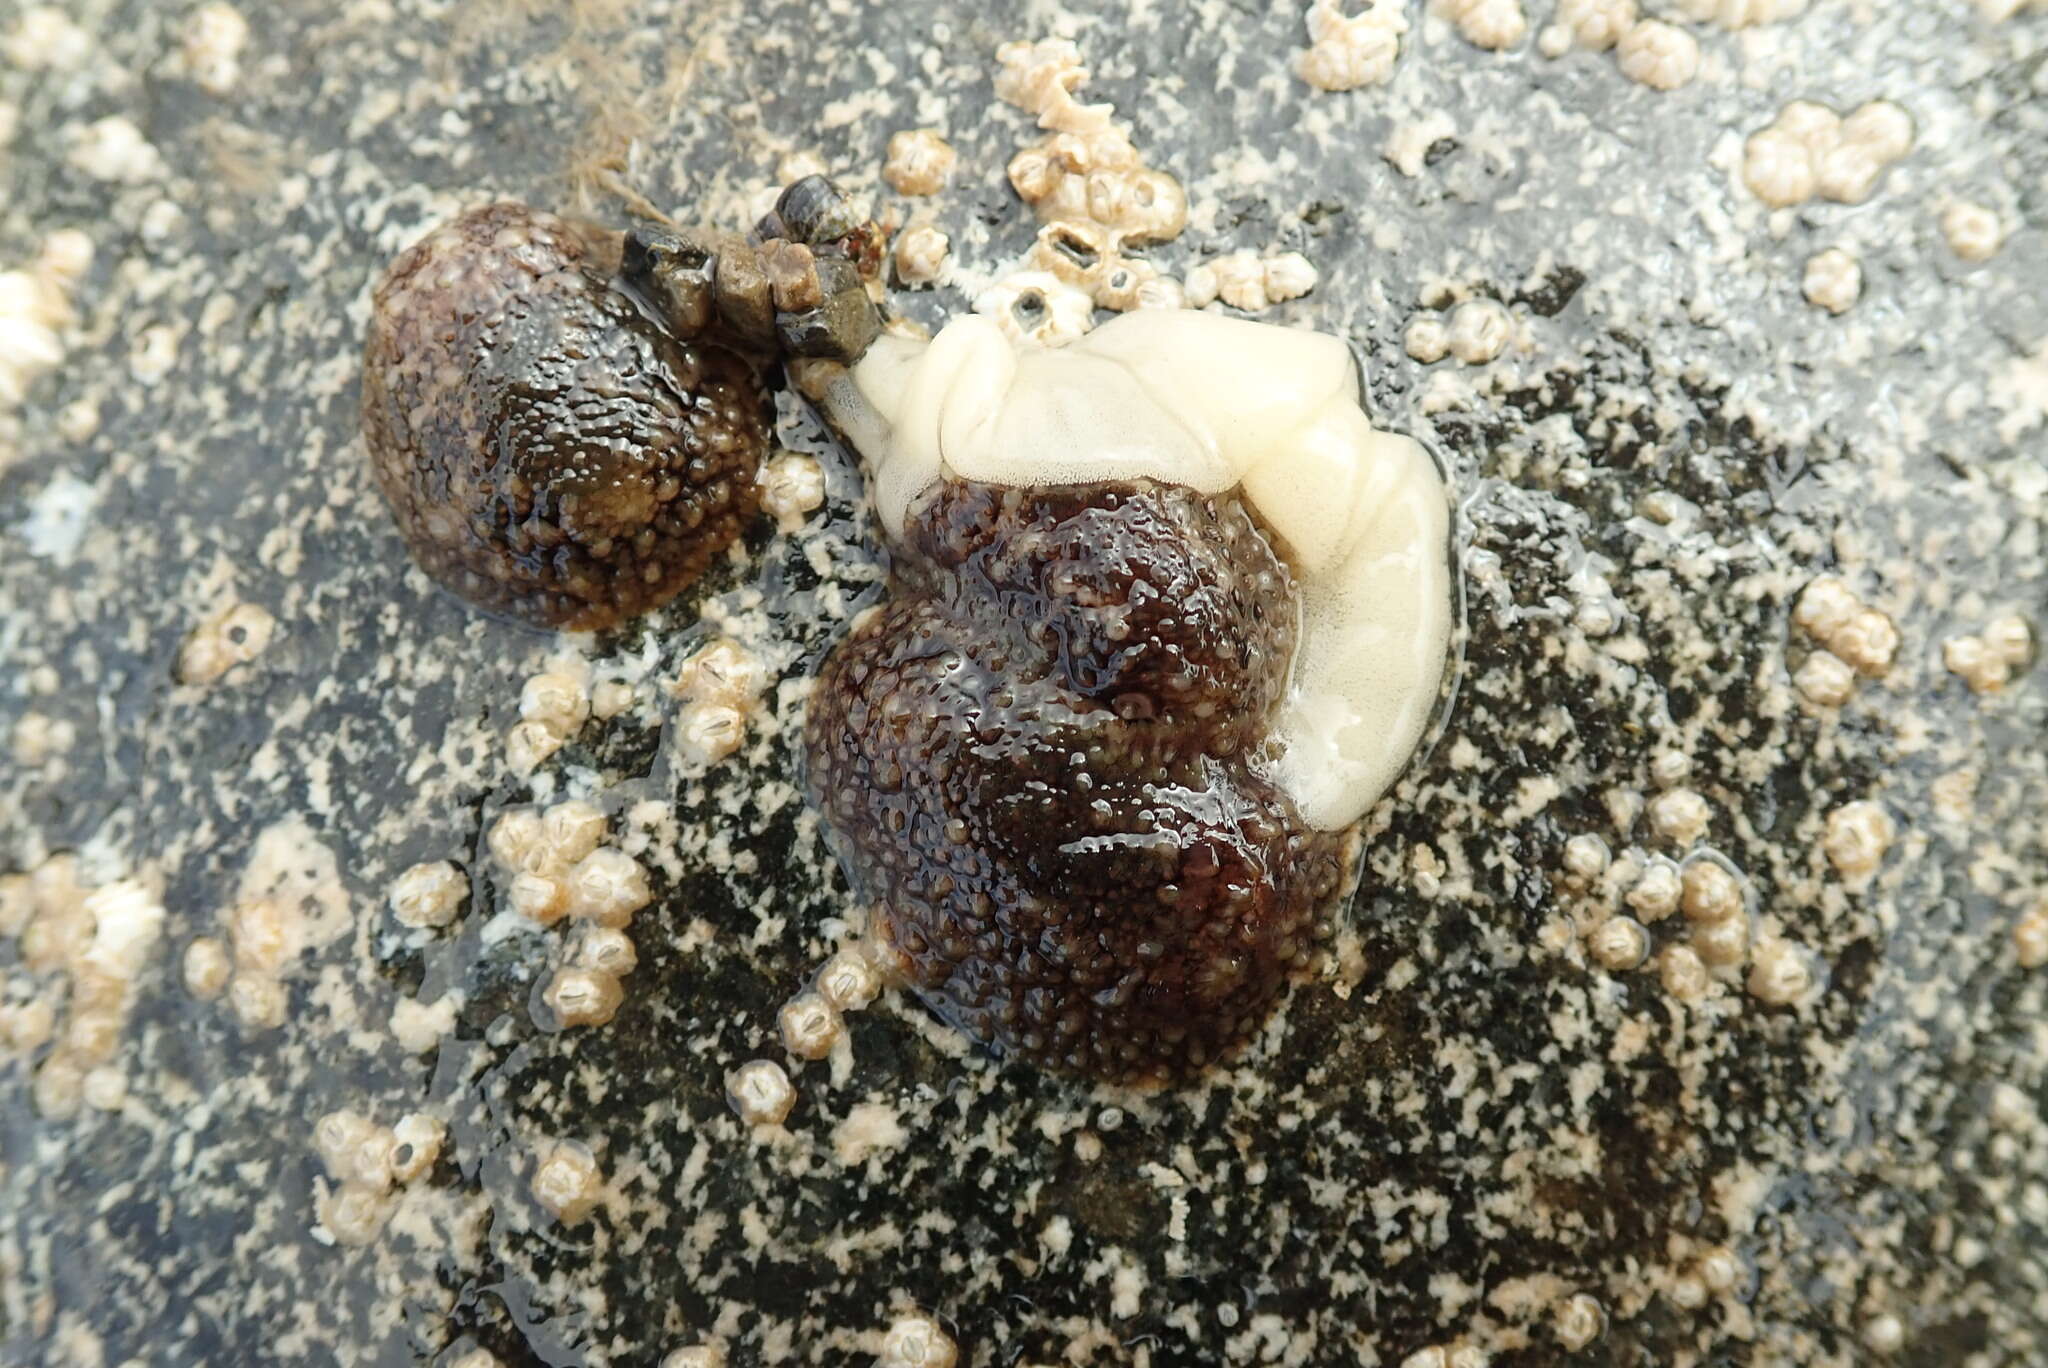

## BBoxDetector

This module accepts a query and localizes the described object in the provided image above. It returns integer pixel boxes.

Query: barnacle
[1183,251,1319,313]
[993,39,1190,322]
[1802,247,1862,315]
[801,310,1453,1084]
[1615,19,1698,91]
[1941,201,2005,263]
[892,224,951,287]
[883,129,957,196]
[1539,0,1636,54]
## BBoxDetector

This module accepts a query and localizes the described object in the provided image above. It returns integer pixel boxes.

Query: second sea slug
[802,310,1454,1085]
[359,181,881,632]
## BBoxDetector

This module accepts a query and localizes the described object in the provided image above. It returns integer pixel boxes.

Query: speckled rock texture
[1,2,2044,1367]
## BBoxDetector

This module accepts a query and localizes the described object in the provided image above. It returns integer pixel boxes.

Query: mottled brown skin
[805,479,1356,1086]
[361,202,770,630]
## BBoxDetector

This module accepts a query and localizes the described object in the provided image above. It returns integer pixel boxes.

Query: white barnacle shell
[813,309,1453,832]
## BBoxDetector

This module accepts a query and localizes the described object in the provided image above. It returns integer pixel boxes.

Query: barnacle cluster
[0,860,165,1119]
[1297,0,1408,91]
[508,665,591,772]
[208,893,303,1030]
[1557,829,1833,1010]
[4,7,91,70]
[481,800,652,1029]
[1613,19,1698,90]
[1535,0,1697,88]
[1742,100,1914,209]
[361,179,881,630]
[1791,576,1899,694]
[178,3,249,95]
[1184,251,1319,313]
[1431,0,1528,53]
[801,309,1453,1083]
[988,40,1191,335]
[312,1107,447,1246]
[1943,614,2034,693]
[1407,296,1516,366]
[670,636,770,768]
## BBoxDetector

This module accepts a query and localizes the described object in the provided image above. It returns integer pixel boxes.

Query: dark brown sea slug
[361,202,770,631]
[804,478,1357,1086]
[796,309,1454,1086]
[361,179,882,631]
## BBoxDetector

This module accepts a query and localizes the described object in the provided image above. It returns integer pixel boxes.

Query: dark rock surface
[0,2,2044,1366]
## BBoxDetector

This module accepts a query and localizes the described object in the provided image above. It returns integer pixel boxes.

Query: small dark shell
[754,173,886,281]
[805,479,1355,1086]
[619,226,718,339]
[361,202,770,631]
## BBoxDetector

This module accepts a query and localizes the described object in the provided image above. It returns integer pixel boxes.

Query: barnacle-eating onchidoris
[361,203,770,631]
[805,310,1452,1083]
